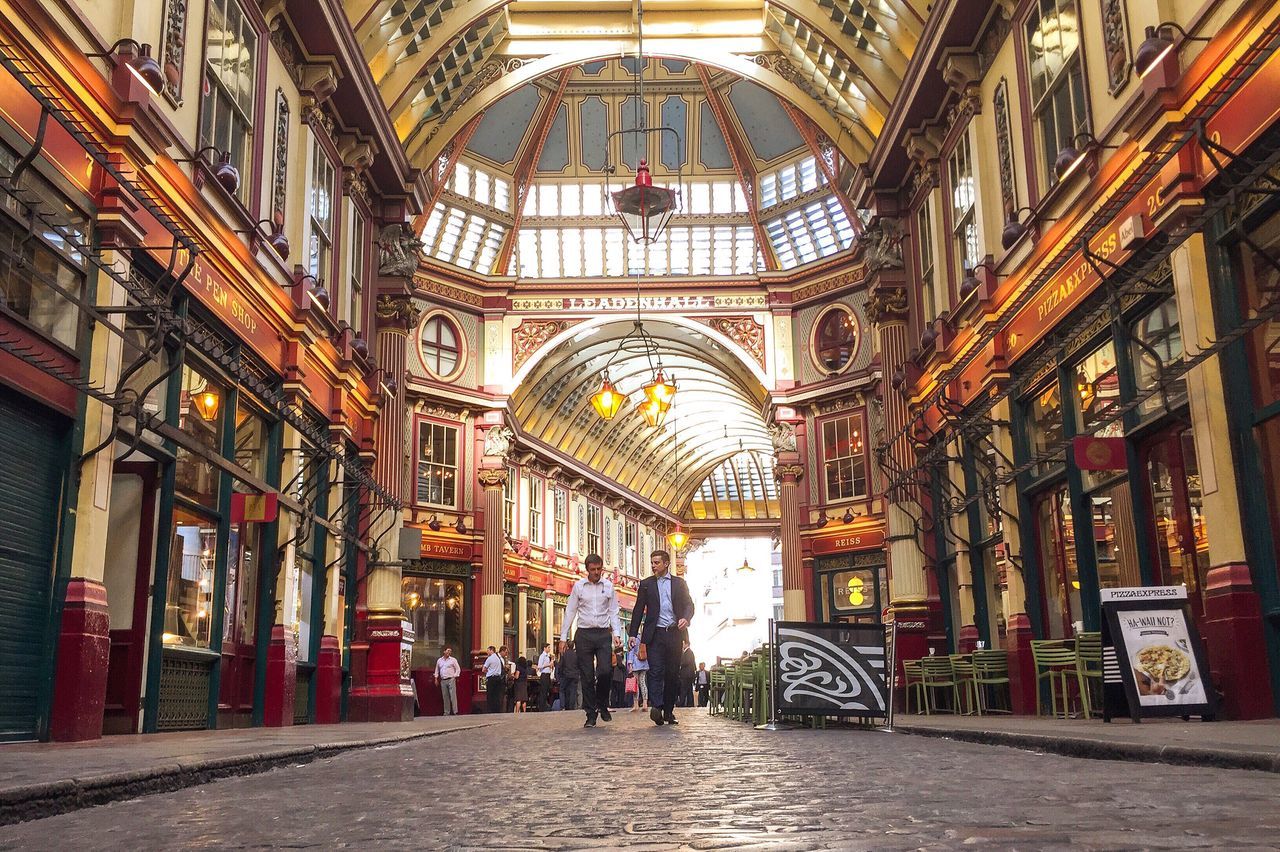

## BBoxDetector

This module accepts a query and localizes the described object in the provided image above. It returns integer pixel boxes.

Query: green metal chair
[920,657,962,714]
[737,659,755,723]
[1075,632,1103,714]
[949,655,980,715]
[971,649,1011,714]
[902,658,927,714]
[1031,640,1091,719]
[753,647,771,725]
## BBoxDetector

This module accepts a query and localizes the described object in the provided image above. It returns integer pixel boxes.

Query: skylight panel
[538,183,558,216]
[582,187,603,216]
[494,177,510,212]
[517,230,538,277]
[542,229,561,276]
[760,174,777,208]
[647,233,667,275]
[583,229,604,276]
[560,184,581,216]
[605,229,625,276]
[452,162,471,194]
[475,169,491,205]
[561,227,582,276]
[690,181,711,214]
[669,228,690,275]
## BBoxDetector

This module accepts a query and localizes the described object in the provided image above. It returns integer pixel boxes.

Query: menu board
[772,621,887,719]
[1101,589,1217,722]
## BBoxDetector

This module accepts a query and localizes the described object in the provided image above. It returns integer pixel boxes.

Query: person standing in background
[435,646,461,716]
[695,661,711,708]
[679,639,697,708]
[537,643,554,711]
[558,640,579,711]
[626,637,650,712]
[482,646,504,714]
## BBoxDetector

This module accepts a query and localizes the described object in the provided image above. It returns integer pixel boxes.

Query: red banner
[230,492,279,523]
[1072,436,1127,471]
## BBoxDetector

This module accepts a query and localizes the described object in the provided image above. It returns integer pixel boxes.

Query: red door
[103,463,158,735]
[218,521,262,727]
[1141,428,1210,619]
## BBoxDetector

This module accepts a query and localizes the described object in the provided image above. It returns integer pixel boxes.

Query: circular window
[419,314,463,379]
[813,307,859,374]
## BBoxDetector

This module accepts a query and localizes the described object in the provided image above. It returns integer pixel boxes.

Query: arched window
[420,315,461,378]
[814,307,858,373]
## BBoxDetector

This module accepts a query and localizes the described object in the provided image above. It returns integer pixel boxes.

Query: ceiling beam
[694,64,777,271]
[493,68,573,275]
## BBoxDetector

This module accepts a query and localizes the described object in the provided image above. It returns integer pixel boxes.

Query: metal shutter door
[0,386,67,740]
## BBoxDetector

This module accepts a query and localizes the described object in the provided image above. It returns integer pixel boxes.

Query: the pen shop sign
[1100,587,1217,722]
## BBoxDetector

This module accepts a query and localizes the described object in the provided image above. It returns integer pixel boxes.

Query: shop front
[403,533,473,715]
[809,526,888,624]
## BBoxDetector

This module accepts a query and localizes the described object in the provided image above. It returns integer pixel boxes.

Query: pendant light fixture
[666,415,688,551]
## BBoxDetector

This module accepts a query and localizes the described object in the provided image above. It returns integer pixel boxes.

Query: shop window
[234,405,270,482]
[948,127,980,278]
[415,421,458,507]
[813,306,858,373]
[821,414,867,501]
[402,576,464,669]
[553,487,568,553]
[917,200,938,319]
[503,592,516,642]
[164,507,217,649]
[587,503,601,556]
[503,465,516,534]
[1026,382,1065,478]
[1025,0,1088,188]
[1035,485,1078,638]
[1073,340,1123,490]
[625,521,637,577]
[0,146,89,349]
[1131,297,1187,418]
[347,212,366,333]
[200,0,257,204]
[526,475,543,545]
[419,314,462,379]
[308,135,335,285]
[552,601,566,640]
[1090,480,1141,589]
[1236,209,1280,407]
[176,364,224,508]
[525,599,542,655]
[225,520,260,645]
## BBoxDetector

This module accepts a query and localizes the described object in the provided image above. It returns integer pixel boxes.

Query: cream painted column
[543,594,555,650]
[776,462,807,619]
[48,242,129,740]
[1171,233,1273,718]
[478,466,509,649]
[516,585,529,656]
[946,450,978,648]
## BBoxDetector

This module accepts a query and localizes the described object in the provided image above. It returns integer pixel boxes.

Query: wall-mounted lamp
[365,362,398,399]
[289,273,331,311]
[841,508,855,525]
[454,516,468,535]
[815,511,829,529]
[1135,23,1211,79]
[959,261,998,300]
[1001,206,1041,250]
[237,219,290,262]
[428,514,442,532]
[176,146,240,195]
[86,38,164,95]
[1054,133,1113,182]
[352,335,369,359]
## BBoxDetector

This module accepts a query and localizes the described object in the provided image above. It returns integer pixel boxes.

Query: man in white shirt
[435,647,462,716]
[536,643,554,711]
[482,645,504,714]
[559,553,622,728]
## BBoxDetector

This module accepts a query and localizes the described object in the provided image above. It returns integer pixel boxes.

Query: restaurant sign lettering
[810,526,885,554]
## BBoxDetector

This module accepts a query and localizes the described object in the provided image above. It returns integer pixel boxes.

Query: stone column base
[782,589,807,621]
[314,635,343,724]
[49,579,110,741]
[262,625,298,727]
[347,614,413,723]
[480,592,504,650]
[1202,563,1275,719]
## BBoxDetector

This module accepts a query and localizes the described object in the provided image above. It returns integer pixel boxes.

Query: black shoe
[664,713,678,725]
[584,716,597,728]
[599,708,612,722]
[650,707,665,725]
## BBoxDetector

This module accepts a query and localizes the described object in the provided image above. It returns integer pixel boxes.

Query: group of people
[459,549,713,724]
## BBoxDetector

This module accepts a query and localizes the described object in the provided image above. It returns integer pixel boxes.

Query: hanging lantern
[667,523,688,551]
[636,397,668,428]
[611,159,678,244]
[192,388,221,421]
[590,374,624,420]
[642,368,677,411]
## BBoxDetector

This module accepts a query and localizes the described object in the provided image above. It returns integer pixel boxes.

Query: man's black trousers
[573,627,615,718]
[485,675,504,713]
[645,626,682,713]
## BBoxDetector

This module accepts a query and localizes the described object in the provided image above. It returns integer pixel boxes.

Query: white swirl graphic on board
[776,627,886,711]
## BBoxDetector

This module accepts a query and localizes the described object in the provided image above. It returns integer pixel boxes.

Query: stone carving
[993,78,1017,218]
[477,467,508,488]
[774,463,805,482]
[769,422,797,454]
[512,319,573,372]
[482,425,514,460]
[272,90,289,223]
[864,286,909,324]
[862,218,904,273]
[375,294,422,330]
[342,169,370,208]
[377,223,423,277]
[1101,0,1132,93]
[703,316,765,369]
[159,0,187,105]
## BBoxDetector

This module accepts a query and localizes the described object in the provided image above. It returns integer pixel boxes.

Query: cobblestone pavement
[3,710,1279,850]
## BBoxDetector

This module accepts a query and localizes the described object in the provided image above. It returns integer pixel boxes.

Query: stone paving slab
[2,710,1279,849]
[891,714,1280,772]
[0,716,493,825]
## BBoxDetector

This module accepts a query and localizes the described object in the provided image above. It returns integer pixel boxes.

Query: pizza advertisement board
[1101,588,1217,722]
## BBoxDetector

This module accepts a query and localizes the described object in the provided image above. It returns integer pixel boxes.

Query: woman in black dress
[513,656,530,713]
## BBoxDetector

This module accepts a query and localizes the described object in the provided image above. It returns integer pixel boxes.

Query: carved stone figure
[483,425,514,460]
[862,218,904,273]
[377,223,423,277]
[768,421,797,454]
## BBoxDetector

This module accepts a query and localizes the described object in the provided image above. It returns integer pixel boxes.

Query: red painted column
[1201,563,1275,719]
[262,625,297,726]
[49,579,111,741]
[776,461,806,620]
[314,635,343,724]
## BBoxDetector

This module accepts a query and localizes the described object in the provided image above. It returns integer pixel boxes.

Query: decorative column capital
[478,467,509,489]
[375,294,421,332]
[775,463,805,483]
[864,285,910,325]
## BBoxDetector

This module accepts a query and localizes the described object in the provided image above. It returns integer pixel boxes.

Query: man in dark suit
[628,549,695,726]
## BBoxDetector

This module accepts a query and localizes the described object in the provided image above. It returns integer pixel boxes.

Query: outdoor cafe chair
[1075,632,1104,714]
[971,649,1011,714]
[920,656,962,715]
[949,654,980,715]
[901,658,926,714]
[1031,639,1091,719]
